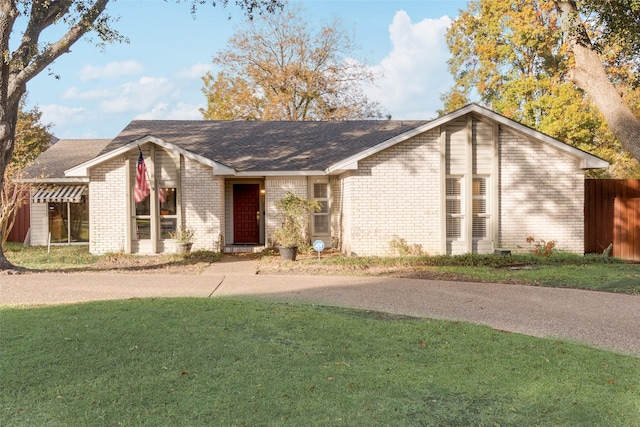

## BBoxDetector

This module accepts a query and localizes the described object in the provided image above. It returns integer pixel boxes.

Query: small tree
[272,192,320,249]
[1,102,51,244]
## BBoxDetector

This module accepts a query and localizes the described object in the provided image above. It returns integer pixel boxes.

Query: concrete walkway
[1,258,639,357]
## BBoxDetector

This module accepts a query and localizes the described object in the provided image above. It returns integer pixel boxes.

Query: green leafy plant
[272,192,320,248]
[389,235,424,256]
[526,236,557,257]
[169,226,195,243]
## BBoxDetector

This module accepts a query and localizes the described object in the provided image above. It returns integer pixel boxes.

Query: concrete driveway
[1,263,639,357]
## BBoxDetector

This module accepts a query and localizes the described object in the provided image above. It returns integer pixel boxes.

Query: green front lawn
[4,243,639,293]
[261,251,640,294]
[1,299,638,426]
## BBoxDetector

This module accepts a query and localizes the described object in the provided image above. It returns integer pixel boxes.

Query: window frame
[310,180,330,237]
[47,198,89,244]
[472,175,490,241]
[445,176,465,241]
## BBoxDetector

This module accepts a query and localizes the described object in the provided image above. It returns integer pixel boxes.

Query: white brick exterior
[331,122,586,256]
[181,157,224,251]
[265,177,308,245]
[87,152,225,255]
[79,112,591,257]
[336,130,441,256]
[498,128,585,253]
[89,156,128,254]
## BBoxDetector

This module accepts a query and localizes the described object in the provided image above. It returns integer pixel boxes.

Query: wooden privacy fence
[585,179,640,261]
[6,195,30,243]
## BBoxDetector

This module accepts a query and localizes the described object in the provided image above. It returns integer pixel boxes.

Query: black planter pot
[278,246,298,261]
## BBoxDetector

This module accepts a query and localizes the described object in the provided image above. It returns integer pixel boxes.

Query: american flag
[134,148,150,203]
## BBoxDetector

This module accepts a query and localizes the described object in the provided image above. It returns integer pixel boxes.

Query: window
[48,199,89,244]
[472,177,489,239]
[134,195,151,240]
[159,187,177,238]
[133,187,178,240]
[446,177,463,240]
[312,182,330,235]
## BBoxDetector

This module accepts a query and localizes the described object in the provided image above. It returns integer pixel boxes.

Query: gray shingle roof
[23,139,112,179]
[102,120,430,172]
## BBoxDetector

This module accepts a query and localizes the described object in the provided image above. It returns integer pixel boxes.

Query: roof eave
[17,177,90,184]
[324,109,474,174]
[65,135,237,177]
[326,103,609,172]
[234,170,327,177]
[463,104,609,169]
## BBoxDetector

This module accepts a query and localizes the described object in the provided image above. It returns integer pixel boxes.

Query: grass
[4,242,99,270]
[4,243,640,293]
[261,251,640,294]
[1,298,639,426]
[3,242,222,273]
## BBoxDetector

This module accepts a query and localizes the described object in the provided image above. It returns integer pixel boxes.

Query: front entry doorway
[233,184,260,243]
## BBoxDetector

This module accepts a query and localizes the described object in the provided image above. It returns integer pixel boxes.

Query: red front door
[233,184,260,243]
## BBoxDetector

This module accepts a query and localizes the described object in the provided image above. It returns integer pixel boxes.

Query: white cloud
[100,76,174,114]
[38,104,86,129]
[62,86,115,101]
[366,11,454,119]
[174,63,213,80]
[79,60,144,81]
[135,102,202,120]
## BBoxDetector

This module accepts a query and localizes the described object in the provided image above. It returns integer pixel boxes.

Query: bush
[389,236,424,256]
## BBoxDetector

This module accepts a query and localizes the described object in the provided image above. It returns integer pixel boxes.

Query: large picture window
[48,199,89,244]
[133,187,178,240]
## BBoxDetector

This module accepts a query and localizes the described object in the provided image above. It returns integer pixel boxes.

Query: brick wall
[181,157,224,251]
[89,156,128,254]
[337,130,441,256]
[265,177,308,246]
[499,128,585,253]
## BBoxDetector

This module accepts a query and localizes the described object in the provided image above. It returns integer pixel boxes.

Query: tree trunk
[0,98,23,272]
[0,2,20,271]
[555,1,640,162]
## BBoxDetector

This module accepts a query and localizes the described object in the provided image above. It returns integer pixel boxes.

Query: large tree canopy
[442,0,640,176]
[0,0,283,271]
[201,5,383,121]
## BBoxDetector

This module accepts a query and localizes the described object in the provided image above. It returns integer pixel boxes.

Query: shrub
[389,236,424,256]
[526,236,556,257]
[272,192,320,248]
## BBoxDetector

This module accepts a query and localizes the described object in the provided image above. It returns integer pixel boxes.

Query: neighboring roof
[22,139,112,182]
[96,120,429,172]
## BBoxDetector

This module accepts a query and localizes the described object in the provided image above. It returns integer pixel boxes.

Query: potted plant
[272,192,320,261]
[170,225,195,254]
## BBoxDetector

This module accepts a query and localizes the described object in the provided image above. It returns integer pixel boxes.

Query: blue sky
[24,0,469,139]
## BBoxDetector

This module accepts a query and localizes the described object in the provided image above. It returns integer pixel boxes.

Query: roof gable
[328,104,608,171]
